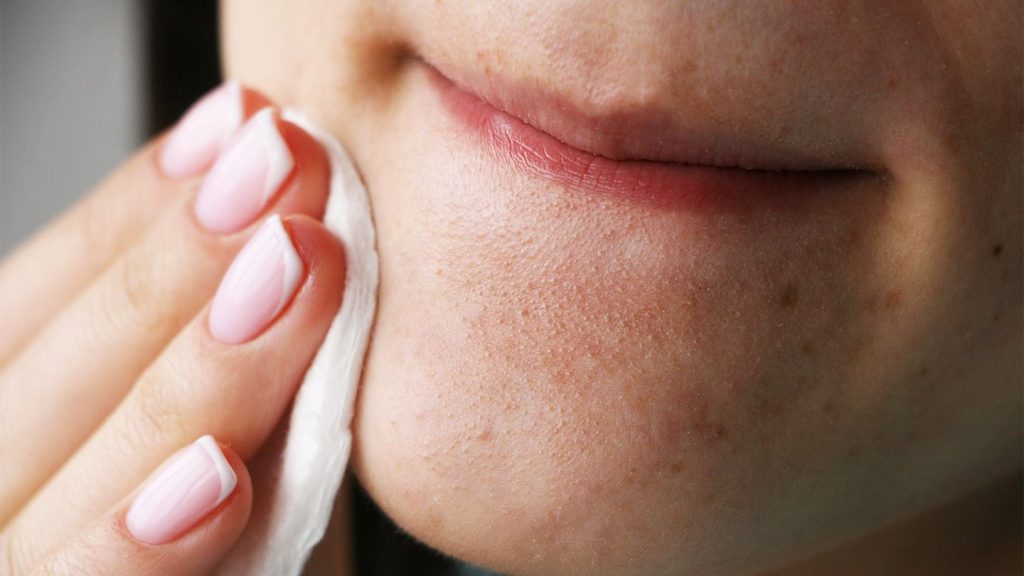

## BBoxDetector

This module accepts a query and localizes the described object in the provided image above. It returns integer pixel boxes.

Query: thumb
[24,436,251,576]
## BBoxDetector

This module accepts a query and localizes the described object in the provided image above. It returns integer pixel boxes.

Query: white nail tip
[252,108,295,205]
[196,435,237,506]
[266,215,304,318]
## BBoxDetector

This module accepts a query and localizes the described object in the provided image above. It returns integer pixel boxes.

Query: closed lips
[424,60,874,213]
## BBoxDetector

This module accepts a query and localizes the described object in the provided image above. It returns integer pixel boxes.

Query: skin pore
[222,1,1021,575]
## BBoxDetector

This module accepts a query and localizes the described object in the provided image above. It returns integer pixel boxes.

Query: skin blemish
[778,284,799,309]
[822,400,836,416]
[883,289,903,310]
[992,243,1003,257]
[918,365,929,378]
[692,400,730,445]
[800,341,816,356]
[669,461,685,474]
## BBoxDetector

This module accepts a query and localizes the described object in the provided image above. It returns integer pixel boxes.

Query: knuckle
[122,330,242,455]
[30,528,117,576]
[126,365,192,450]
[116,247,159,318]
[110,246,181,336]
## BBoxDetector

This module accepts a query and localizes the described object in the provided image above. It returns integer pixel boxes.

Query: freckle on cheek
[691,399,730,445]
[883,289,903,310]
[778,284,799,309]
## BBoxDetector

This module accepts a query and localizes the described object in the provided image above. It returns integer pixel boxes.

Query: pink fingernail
[194,108,295,234]
[208,216,304,344]
[159,82,244,179]
[126,435,237,545]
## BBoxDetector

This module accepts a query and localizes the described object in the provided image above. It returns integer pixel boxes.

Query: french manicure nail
[126,435,237,545]
[159,82,243,179]
[208,215,304,344]
[194,108,295,234]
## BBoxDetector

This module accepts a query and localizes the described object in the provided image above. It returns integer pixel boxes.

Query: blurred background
[0,0,219,255]
[0,2,492,573]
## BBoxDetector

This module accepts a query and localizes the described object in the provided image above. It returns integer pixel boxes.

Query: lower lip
[427,66,864,213]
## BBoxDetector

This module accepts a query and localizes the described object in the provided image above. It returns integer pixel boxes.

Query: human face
[222,2,1022,574]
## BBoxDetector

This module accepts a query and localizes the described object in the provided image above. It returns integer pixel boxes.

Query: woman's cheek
[347,81,913,574]
[221,3,1022,573]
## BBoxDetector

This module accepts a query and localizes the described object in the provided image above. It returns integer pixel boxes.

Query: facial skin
[222,2,1022,574]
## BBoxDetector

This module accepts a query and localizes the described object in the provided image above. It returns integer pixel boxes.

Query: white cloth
[216,109,378,575]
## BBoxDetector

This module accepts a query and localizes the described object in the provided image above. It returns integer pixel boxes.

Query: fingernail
[126,435,237,545]
[194,108,295,234]
[209,216,304,344]
[159,82,244,179]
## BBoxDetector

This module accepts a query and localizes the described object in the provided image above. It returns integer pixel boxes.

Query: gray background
[0,0,144,255]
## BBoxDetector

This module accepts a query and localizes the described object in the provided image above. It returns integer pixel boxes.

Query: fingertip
[280,215,344,259]
[215,441,253,517]
[124,436,251,547]
[25,438,255,575]
[280,215,347,295]
[273,119,332,223]
[187,106,331,237]
[239,84,275,118]
[157,82,279,181]
[174,439,253,549]
[208,442,254,543]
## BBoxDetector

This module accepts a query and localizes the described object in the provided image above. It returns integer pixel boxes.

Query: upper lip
[420,56,867,173]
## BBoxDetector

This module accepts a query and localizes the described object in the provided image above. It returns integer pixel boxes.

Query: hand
[0,84,345,574]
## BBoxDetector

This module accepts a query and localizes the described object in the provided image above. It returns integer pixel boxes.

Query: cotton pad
[216,109,378,575]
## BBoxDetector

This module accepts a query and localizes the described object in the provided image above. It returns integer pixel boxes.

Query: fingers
[16,437,252,576]
[7,216,346,567]
[0,84,271,365]
[0,108,330,521]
